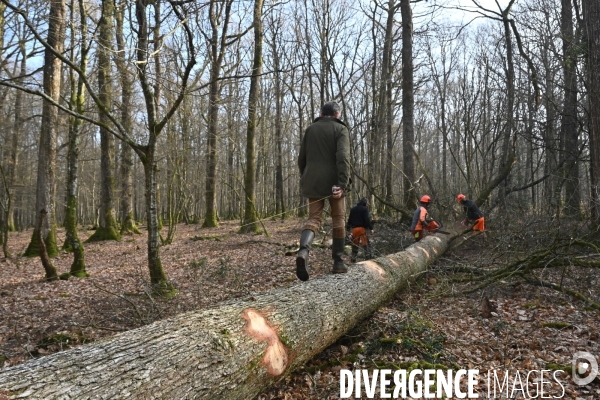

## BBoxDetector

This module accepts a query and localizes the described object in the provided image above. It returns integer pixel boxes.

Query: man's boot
[364,243,373,260]
[296,230,314,281]
[332,238,348,273]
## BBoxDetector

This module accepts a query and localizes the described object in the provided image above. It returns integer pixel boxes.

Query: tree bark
[23,0,65,258]
[401,0,417,209]
[497,8,516,210]
[381,0,398,211]
[0,232,455,399]
[561,0,580,217]
[203,0,234,228]
[240,0,264,234]
[6,27,25,234]
[115,0,141,235]
[271,22,286,220]
[63,0,89,278]
[584,0,600,224]
[87,0,120,243]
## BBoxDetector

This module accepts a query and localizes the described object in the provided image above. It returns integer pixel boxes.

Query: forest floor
[0,216,599,399]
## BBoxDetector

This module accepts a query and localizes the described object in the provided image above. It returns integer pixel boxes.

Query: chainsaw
[426,219,451,235]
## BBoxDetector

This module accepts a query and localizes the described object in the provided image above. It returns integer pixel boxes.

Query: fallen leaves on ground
[0,218,598,400]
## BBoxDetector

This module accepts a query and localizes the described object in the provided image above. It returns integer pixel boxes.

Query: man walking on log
[296,101,351,281]
[457,194,485,232]
[347,197,374,263]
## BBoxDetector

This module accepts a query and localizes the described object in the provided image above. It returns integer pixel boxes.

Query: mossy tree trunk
[63,0,89,278]
[0,232,456,399]
[142,155,172,293]
[86,0,120,243]
[23,0,65,259]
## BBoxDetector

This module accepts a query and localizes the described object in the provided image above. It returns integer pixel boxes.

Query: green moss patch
[540,321,573,329]
[86,226,121,242]
[37,333,76,350]
[187,258,208,269]
[545,363,572,375]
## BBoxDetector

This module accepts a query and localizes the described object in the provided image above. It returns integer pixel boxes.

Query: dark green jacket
[298,116,351,198]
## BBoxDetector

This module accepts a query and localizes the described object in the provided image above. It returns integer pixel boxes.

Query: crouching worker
[347,198,374,263]
[410,195,440,242]
[457,194,485,231]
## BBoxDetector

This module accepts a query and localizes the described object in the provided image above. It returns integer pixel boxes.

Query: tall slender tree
[87,0,120,242]
[115,0,140,235]
[63,0,90,278]
[561,0,581,217]
[202,0,236,228]
[240,0,264,234]
[401,0,417,209]
[583,0,600,225]
[23,0,65,270]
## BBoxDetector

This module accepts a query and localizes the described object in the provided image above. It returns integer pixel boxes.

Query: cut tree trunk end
[0,231,456,399]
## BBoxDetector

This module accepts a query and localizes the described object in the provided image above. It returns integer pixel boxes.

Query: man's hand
[332,186,343,199]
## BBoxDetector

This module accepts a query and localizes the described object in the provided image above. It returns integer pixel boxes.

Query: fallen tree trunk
[0,232,456,399]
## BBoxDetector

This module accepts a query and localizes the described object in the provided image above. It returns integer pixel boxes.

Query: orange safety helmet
[457,194,466,203]
[420,195,431,203]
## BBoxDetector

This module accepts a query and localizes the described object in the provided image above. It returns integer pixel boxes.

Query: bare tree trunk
[303,0,315,118]
[561,0,581,217]
[269,15,286,220]
[6,15,23,234]
[401,0,417,209]
[240,0,264,234]
[380,0,398,210]
[115,0,140,235]
[23,0,65,259]
[0,233,456,399]
[87,0,120,242]
[497,11,516,210]
[63,0,89,278]
[203,0,234,228]
[583,0,600,224]
[543,53,558,212]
